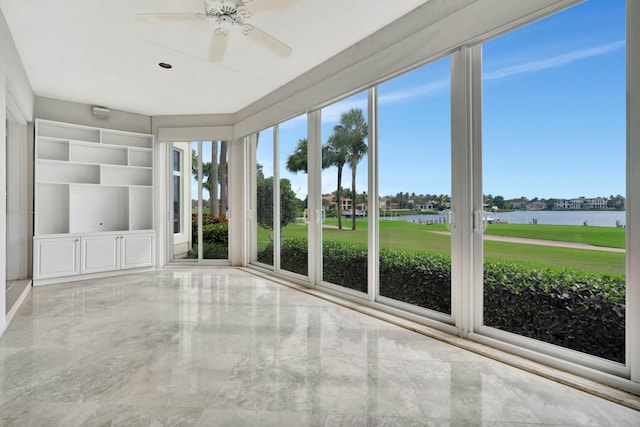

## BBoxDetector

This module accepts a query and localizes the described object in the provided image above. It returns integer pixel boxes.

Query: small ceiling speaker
[92,106,111,119]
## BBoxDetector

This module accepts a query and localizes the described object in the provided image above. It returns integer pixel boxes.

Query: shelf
[102,130,153,149]
[70,143,127,166]
[38,121,100,143]
[38,161,100,184]
[38,139,69,161]
[37,183,69,234]
[69,186,129,233]
[101,165,152,186]
[35,119,154,239]
[129,149,153,167]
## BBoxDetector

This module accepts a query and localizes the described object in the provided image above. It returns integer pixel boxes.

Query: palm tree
[287,137,335,175]
[286,138,309,174]
[324,131,350,230]
[338,108,368,230]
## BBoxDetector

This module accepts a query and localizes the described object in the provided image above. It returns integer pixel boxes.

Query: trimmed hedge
[379,249,451,314]
[322,240,368,292]
[483,261,624,362]
[257,238,625,362]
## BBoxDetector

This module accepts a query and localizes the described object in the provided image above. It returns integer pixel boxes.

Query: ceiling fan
[137,0,293,62]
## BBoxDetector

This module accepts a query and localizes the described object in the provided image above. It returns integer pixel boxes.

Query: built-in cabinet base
[33,231,155,285]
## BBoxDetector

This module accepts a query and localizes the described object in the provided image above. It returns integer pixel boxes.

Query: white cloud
[321,97,368,124]
[378,79,449,105]
[484,40,625,80]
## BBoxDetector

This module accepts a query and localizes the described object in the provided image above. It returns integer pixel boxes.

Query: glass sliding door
[278,114,309,277]
[254,128,275,267]
[480,0,626,364]
[377,57,452,316]
[171,142,194,260]
[171,140,229,262]
[201,140,229,260]
[320,91,369,293]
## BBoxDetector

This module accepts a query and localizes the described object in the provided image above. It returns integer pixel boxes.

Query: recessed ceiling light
[159,62,172,69]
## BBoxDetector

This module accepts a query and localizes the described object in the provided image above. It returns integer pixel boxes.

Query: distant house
[510,199,528,210]
[418,201,435,211]
[584,197,608,209]
[555,197,608,210]
[526,201,547,211]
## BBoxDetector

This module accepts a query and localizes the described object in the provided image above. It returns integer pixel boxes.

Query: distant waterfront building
[526,201,547,211]
[554,197,609,210]
[584,197,608,209]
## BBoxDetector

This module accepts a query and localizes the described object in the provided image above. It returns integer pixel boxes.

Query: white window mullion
[450,47,474,338]
[470,44,484,337]
[197,141,203,262]
[273,126,281,271]
[247,135,258,264]
[627,0,640,384]
[307,110,322,287]
[368,86,379,303]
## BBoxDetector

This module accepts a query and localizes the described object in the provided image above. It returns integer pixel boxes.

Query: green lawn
[266,219,626,276]
[485,223,625,249]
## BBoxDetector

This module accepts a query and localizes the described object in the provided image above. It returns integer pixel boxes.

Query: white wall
[0,7,34,335]
[35,96,151,134]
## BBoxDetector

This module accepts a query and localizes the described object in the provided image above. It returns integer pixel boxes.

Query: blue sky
[256,0,626,201]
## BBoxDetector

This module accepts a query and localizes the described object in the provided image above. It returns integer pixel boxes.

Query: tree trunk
[351,152,357,230]
[336,165,343,230]
[219,141,228,215]
[210,142,219,216]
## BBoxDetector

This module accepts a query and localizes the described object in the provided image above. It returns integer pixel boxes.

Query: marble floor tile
[0,267,638,426]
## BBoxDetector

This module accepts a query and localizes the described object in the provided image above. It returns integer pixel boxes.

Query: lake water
[384,211,627,227]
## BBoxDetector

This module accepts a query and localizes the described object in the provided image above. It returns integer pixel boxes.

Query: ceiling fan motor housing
[205,0,240,17]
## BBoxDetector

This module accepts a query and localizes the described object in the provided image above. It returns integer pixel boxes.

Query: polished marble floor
[1,268,639,426]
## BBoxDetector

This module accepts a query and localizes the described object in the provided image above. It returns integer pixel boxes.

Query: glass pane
[171,142,191,260]
[279,114,308,276]
[202,141,229,260]
[173,149,180,171]
[482,0,625,362]
[255,128,275,266]
[320,91,369,292]
[187,141,200,259]
[378,57,452,314]
[173,175,180,234]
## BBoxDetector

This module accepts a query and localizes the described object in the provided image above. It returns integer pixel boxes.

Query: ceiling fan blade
[243,0,295,15]
[245,24,291,57]
[136,13,206,22]
[209,32,229,62]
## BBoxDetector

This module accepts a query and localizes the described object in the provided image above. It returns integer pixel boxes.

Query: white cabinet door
[81,235,120,274]
[34,237,80,279]
[121,233,154,269]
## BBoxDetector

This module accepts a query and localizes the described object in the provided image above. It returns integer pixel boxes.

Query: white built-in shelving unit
[33,119,155,283]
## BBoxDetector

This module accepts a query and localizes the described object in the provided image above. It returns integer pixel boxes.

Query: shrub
[188,242,228,259]
[379,249,451,314]
[203,222,228,244]
[255,238,310,275]
[192,214,228,243]
[322,240,368,292]
[280,238,309,276]
[483,261,625,362]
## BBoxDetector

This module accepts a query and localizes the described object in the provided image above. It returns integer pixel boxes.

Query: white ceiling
[0,0,429,116]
